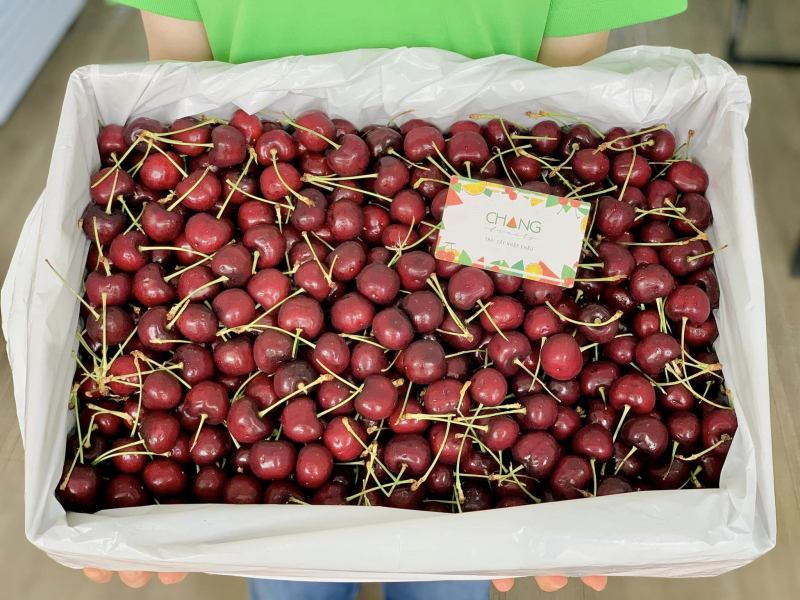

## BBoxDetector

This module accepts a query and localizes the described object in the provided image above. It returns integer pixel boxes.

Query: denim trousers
[248,579,491,600]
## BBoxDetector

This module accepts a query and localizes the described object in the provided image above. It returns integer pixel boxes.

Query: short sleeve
[109,0,202,21]
[544,0,687,37]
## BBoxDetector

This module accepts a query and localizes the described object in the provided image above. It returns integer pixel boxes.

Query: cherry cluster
[55,108,737,513]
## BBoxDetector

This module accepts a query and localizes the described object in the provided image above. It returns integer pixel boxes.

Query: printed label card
[434,176,590,288]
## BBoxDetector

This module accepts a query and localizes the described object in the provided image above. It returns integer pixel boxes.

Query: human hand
[492,575,607,593]
[82,568,187,588]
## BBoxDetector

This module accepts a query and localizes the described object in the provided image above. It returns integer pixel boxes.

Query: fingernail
[492,578,515,592]
[118,571,151,588]
[539,576,569,592]
[83,568,112,583]
[584,576,608,592]
[159,572,188,585]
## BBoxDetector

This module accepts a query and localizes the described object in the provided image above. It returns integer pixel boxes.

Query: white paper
[1,46,775,580]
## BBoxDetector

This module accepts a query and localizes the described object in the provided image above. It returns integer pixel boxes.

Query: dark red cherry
[512,432,560,478]
[295,444,334,489]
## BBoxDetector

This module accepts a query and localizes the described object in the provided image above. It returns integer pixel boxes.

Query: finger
[82,568,113,584]
[157,572,189,585]
[491,578,515,592]
[581,575,608,592]
[534,575,569,592]
[118,571,153,588]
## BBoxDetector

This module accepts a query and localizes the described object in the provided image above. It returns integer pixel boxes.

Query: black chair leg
[727,0,800,67]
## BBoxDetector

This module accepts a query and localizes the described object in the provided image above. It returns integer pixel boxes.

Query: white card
[434,177,590,287]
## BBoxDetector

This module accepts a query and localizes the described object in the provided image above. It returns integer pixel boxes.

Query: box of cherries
[3,47,774,579]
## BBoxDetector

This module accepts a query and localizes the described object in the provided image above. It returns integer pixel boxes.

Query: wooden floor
[1,1,798,598]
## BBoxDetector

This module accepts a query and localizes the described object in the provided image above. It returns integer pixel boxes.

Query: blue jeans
[248,579,490,600]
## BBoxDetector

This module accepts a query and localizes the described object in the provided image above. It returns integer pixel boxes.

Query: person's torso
[196,0,549,62]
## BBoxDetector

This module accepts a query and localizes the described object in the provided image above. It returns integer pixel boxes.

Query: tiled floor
[0,1,797,598]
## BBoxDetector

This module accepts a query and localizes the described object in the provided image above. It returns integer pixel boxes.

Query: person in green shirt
[83,0,687,596]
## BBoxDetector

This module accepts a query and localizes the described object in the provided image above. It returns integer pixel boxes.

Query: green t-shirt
[114,0,686,63]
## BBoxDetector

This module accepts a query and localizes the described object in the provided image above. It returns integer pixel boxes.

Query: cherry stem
[105,169,123,215]
[412,176,449,190]
[270,150,312,206]
[600,123,667,151]
[412,418,451,491]
[339,333,388,351]
[613,445,637,475]
[634,205,686,221]
[94,448,167,466]
[303,173,392,203]
[91,134,147,190]
[190,413,208,451]
[166,165,211,211]
[232,370,261,401]
[677,435,731,461]
[166,275,229,329]
[148,141,188,178]
[140,245,212,260]
[655,297,671,335]
[45,260,100,320]
[58,452,81,491]
[468,114,521,129]
[301,231,333,286]
[311,231,334,252]
[427,274,472,340]
[121,199,146,234]
[223,174,293,209]
[387,222,439,266]
[495,147,521,187]
[679,466,704,489]
[663,363,731,410]
[480,144,532,173]
[100,293,108,380]
[155,118,222,137]
[257,374,333,418]
[290,327,304,358]
[282,114,340,149]
[679,316,689,378]
[346,477,415,502]
[474,300,508,341]
[386,109,416,127]
[511,134,558,141]
[316,384,363,418]
[387,148,421,168]
[617,145,637,202]
[550,143,579,175]
[218,288,305,336]
[664,199,705,236]
[513,357,559,401]
[686,244,728,262]
[164,255,213,283]
[128,139,153,178]
[545,301,623,328]
[619,234,707,247]
[98,150,134,194]
[217,148,257,218]
[566,183,618,200]
[68,386,84,464]
[341,418,402,487]
[89,438,144,464]
[497,119,521,157]
[612,404,631,442]
[426,154,456,179]
[665,440,680,480]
